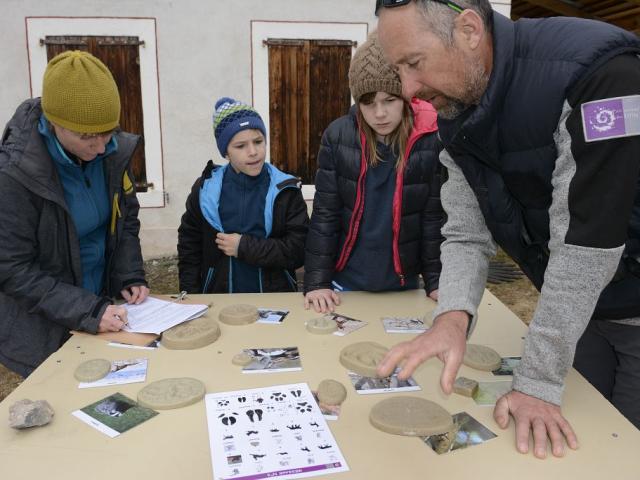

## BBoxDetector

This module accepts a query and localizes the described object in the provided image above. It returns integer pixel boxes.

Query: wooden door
[266,39,353,184]
[43,35,148,191]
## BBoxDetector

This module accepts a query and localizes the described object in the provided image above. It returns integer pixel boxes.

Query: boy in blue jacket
[178,97,309,293]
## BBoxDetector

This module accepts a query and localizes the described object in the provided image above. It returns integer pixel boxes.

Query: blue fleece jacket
[199,162,296,293]
[38,115,117,295]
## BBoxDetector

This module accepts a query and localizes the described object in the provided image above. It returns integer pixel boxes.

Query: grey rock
[9,399,54,429]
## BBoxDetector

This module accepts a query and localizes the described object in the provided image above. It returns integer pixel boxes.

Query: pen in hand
[115,314,128,328]
[98,305,129,333]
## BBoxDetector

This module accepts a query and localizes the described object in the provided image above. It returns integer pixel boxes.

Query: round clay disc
[306,316,337,335]
[232,352,253,366]
[162,315,221,350]
[218,304,259,326]
[317,379,347,405]
[463,344,502,371]
[137,377,205,410]
[369,396,453,437]
[339,341,389,378]
[74,358,112,382]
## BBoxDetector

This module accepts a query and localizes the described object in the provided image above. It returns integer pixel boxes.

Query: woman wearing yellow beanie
[0,51,149,377]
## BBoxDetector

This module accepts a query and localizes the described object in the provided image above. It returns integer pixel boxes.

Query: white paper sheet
[205,383,349,480]
[122,296,208,334]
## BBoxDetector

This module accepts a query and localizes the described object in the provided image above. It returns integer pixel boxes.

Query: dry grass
[0,254,538,403]
[486,250,539,326]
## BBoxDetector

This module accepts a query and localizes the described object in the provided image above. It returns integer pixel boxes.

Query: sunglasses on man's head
[374,0,464,15]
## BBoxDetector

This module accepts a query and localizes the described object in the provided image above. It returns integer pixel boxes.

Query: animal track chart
[205,382,349,480]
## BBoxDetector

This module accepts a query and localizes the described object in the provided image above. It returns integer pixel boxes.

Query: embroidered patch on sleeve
[581,95,640,142]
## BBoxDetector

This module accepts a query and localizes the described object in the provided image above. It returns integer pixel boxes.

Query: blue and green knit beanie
[212,97,267,157]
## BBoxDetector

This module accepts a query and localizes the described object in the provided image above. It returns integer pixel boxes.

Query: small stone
[453,377,479,397]
[9,399,54,429]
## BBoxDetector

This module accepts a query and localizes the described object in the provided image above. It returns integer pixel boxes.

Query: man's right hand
[98,304,128,332]
[304,289,341,313]
[494,390,579,458]
[376,310,469,393]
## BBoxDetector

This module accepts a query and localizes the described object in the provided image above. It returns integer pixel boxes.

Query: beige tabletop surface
[1,289,639,479]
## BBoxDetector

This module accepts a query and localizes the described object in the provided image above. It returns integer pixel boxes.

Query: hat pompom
[215,96,236,111]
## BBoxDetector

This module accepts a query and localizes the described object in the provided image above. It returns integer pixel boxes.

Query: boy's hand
[216,233,242,257]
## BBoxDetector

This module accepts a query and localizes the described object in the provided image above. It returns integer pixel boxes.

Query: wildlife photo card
[491,356,521,376]
[72,392,158,438]
[325,313,368,336]
[257,308,290,324]
[241,347,302,373]
[381,316,429,334]
[347,368,421,395]
[423,412,497,454]
[77,358,148,388]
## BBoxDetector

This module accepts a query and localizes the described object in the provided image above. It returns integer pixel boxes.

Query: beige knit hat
[348,30,402,102]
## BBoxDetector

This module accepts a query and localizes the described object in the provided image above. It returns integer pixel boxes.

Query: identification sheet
[205,383,349,480]
[123,296,208,334]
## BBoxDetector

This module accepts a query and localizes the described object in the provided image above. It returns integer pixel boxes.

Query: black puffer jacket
[304,100,444,294]
[178,161,309,293]
[0,99,146,377]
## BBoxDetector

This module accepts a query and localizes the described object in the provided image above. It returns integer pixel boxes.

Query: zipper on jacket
[228,257,234,293]
[335,129,369,271]
[392,132,423,286]
[202,267,214,293]
[258,267,264,293]
[284,269,297,291]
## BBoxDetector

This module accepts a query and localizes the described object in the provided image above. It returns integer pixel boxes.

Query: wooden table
[1,290,639,479]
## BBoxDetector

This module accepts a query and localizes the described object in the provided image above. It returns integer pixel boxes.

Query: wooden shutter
[43,35,149,191]
[267,39,353,184]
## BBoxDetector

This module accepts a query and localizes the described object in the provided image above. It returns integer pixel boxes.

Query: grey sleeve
[512,101,625,405]
[432,149,497,333]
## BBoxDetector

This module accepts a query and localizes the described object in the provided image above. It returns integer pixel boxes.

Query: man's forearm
[434,151,496,333]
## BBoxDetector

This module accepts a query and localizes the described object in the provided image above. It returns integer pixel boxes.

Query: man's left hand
[216,233,242,257]
[121,285,150,305]
[494,390,579,458]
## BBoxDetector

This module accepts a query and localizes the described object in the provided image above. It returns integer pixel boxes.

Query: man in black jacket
[376,0,640,458]
[0,51,148,377]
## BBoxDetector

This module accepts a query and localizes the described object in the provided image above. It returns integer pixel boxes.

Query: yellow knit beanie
[41,51,121,134]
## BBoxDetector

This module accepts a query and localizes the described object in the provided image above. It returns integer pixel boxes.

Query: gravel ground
[0,254,538,402]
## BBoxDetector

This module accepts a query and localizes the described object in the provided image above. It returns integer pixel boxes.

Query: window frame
[26,17,165,208]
